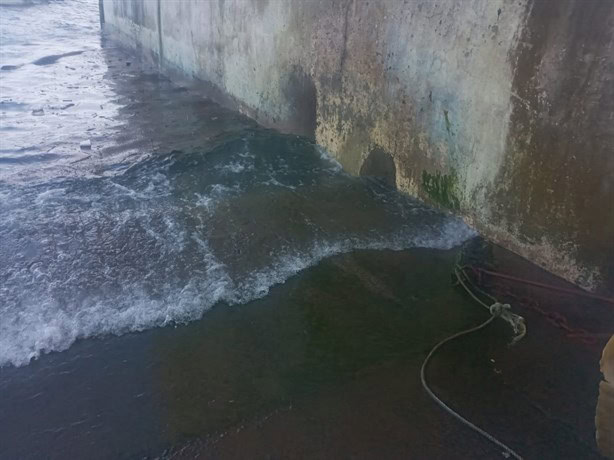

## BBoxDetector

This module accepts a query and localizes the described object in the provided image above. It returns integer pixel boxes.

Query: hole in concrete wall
[359,147,397,188]
[283,65,317,140]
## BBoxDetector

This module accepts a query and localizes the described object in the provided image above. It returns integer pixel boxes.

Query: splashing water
[0,0,475,367]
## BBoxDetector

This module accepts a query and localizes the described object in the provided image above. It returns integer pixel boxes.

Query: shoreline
[1,243,609,459]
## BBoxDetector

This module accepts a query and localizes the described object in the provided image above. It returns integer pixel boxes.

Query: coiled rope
[420,268,525,460]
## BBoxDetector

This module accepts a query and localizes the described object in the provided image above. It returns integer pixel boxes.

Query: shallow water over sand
[0,0,473,368]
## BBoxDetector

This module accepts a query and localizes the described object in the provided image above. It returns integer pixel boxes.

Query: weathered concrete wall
[101,0,614,294]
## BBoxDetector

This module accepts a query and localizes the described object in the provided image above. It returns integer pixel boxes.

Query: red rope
[467,266,614,306]
[460,266,613,348]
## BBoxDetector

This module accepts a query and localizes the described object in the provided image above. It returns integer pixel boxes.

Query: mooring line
[420,270,525,460]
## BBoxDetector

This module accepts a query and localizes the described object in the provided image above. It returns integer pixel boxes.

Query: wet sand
[1,243,611,459]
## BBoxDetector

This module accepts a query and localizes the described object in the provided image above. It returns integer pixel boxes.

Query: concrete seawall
[100,0,614,294]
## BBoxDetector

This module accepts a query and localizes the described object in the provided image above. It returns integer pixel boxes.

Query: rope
[469,266,614,306]
[456,267,527,345]
[420,271,525,459]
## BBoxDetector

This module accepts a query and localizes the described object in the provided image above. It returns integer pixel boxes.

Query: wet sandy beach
[0,1,611,459]
[2,241,611,459]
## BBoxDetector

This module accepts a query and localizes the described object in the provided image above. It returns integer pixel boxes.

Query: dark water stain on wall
[112,0,154,30]
[493,0,614,291]
[253,0,269,17]
[99,0,105,25]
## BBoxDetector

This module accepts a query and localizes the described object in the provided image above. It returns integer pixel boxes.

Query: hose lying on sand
[420,268,525,460]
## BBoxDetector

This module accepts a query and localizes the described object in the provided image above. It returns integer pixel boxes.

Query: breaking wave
[0,124,475,369]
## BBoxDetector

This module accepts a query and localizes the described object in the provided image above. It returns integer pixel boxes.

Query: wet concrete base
[1,242,610,459]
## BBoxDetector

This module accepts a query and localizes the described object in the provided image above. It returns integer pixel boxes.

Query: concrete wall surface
[101,0,614,294]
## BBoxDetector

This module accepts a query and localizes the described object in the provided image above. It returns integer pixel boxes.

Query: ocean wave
[0,122,476,368]
[0,213,474,368]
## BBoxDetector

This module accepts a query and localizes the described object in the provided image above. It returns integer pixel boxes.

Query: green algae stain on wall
[421,170,461,210]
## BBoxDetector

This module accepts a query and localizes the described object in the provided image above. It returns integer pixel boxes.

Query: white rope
[419,270,526,459]
[455,267,526,346]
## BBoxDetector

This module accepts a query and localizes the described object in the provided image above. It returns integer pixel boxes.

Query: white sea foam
[0,126,477,368]
[34,187,66,203]
[315,145,343,172]
[0,193,474,368]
